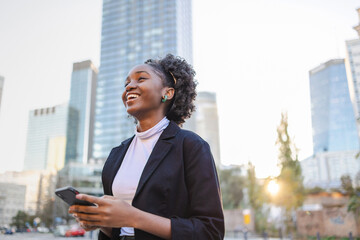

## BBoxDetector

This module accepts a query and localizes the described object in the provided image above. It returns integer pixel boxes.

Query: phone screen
[55,186,96,206]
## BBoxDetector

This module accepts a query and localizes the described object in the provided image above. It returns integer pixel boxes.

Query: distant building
[0,183,26,227]
[301,59,359,188]
[301,151,360,188]
[93,0,193,160]
[65,60,97,164]
[193,92,221,166]
[297,192,358,237]
[0,171,43,215]
[309,59,358,153]
[0,75,4,113]
[24,103,76,171]
[345,8,360,142]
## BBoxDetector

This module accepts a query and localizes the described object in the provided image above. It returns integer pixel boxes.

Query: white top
[112,117,170,236]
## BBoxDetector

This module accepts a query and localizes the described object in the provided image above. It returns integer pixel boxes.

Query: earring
[161,95,168,103]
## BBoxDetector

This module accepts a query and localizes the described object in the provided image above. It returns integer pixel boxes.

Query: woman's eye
[124,82,129,87]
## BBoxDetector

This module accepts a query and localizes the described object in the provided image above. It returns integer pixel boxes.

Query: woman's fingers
[74,212,102,222]
[76,194,104,205]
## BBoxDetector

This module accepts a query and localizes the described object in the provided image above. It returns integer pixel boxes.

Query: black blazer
[98,121,224,240]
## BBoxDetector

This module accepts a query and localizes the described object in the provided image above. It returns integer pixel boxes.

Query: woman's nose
[125,80,137,91]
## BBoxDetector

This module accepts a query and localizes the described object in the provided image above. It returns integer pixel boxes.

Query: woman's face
[122,64,166,120]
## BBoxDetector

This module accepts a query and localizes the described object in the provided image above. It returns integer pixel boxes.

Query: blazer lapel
[133,121,179,200]
[107,136,134,195]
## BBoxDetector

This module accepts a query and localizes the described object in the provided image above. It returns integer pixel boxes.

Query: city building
[301,151,360,188]
[65,60,98,164]
[309,59,358,154]
[301,59,360,188]
[345,8,360,142]
[193,92,221,166]
[0,171,44,215]
[0,183,26,227]
[0,75,4,113]
[24,103,76,171]
[93,0,193,160]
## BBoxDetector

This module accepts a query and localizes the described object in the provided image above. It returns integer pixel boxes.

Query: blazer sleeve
[170,137,225,240]
[98,230,110,240]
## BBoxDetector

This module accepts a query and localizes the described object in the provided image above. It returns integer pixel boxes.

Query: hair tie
[169,71,177,85]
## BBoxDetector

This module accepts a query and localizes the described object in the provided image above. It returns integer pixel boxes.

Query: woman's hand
[69,194,172,239]
[68,194,136,228]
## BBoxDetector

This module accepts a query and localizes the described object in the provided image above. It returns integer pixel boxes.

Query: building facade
[302,59,360,188]
[194,92,221,166]
[0,75,4,113]
[301,150,359,188]
[65,60,97,164]
[309,59,359,154]
[345,8,360,142]
[0,171,44,215]
[24,103,75,171]
[0,183,26,227]
[93,0,193,159]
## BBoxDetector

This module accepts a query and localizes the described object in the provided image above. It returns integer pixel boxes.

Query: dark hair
[145,54,197,125]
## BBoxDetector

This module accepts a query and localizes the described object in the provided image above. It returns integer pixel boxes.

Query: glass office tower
[65,60,97,164]
[309,59,359,154]
[93,0,192,159]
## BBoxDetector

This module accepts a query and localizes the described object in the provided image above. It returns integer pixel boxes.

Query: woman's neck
[136,115,166,132]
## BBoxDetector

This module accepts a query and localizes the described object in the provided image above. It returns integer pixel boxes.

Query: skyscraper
[0,75,4,113]
[65,60,98,164]
[309,59,359,153]
[301,59,360,188]
[24,103,76,171]
[93,0,193,159]
[194,92,221,166]
[345,8,360,142]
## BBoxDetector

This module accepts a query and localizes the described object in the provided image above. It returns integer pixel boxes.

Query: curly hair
[145,54,197,126]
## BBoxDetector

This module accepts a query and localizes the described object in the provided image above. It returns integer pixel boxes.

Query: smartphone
[55,186,96,206]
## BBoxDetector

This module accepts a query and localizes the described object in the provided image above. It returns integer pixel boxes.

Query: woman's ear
[163,87,175,100]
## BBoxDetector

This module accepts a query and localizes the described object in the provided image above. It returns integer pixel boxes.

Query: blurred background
[0,0,360,239]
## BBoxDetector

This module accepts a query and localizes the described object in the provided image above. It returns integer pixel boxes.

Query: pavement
[0,232,284,239]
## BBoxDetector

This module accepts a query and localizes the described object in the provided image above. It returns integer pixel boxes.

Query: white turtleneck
[112,117,170,236]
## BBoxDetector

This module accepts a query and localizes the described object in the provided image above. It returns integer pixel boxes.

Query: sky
[0,0,359,178]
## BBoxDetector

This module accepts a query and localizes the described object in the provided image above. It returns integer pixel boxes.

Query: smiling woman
[68,54,224,240]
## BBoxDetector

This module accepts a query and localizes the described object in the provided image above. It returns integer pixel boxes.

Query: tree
[10,211,36,229]
[219,166,244,209]
[246,162,270,232]
[273,112,305,234]
[341,174,360,233]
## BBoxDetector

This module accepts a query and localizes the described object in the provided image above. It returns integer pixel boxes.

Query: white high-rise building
[24,103,76,171]
[194,92,221,166]
[345,8,360,141]
[0,75,4,113]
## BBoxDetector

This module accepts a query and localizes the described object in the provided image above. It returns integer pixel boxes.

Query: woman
[69,54,224,240]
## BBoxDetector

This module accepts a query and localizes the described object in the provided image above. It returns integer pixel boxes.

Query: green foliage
[340,174,360,220]
[273,112,305,233]
[341,175,354,194]
[305,186,325,194]
[246,162,270,232]
[10,211,36,229]
[219,166,244,209]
